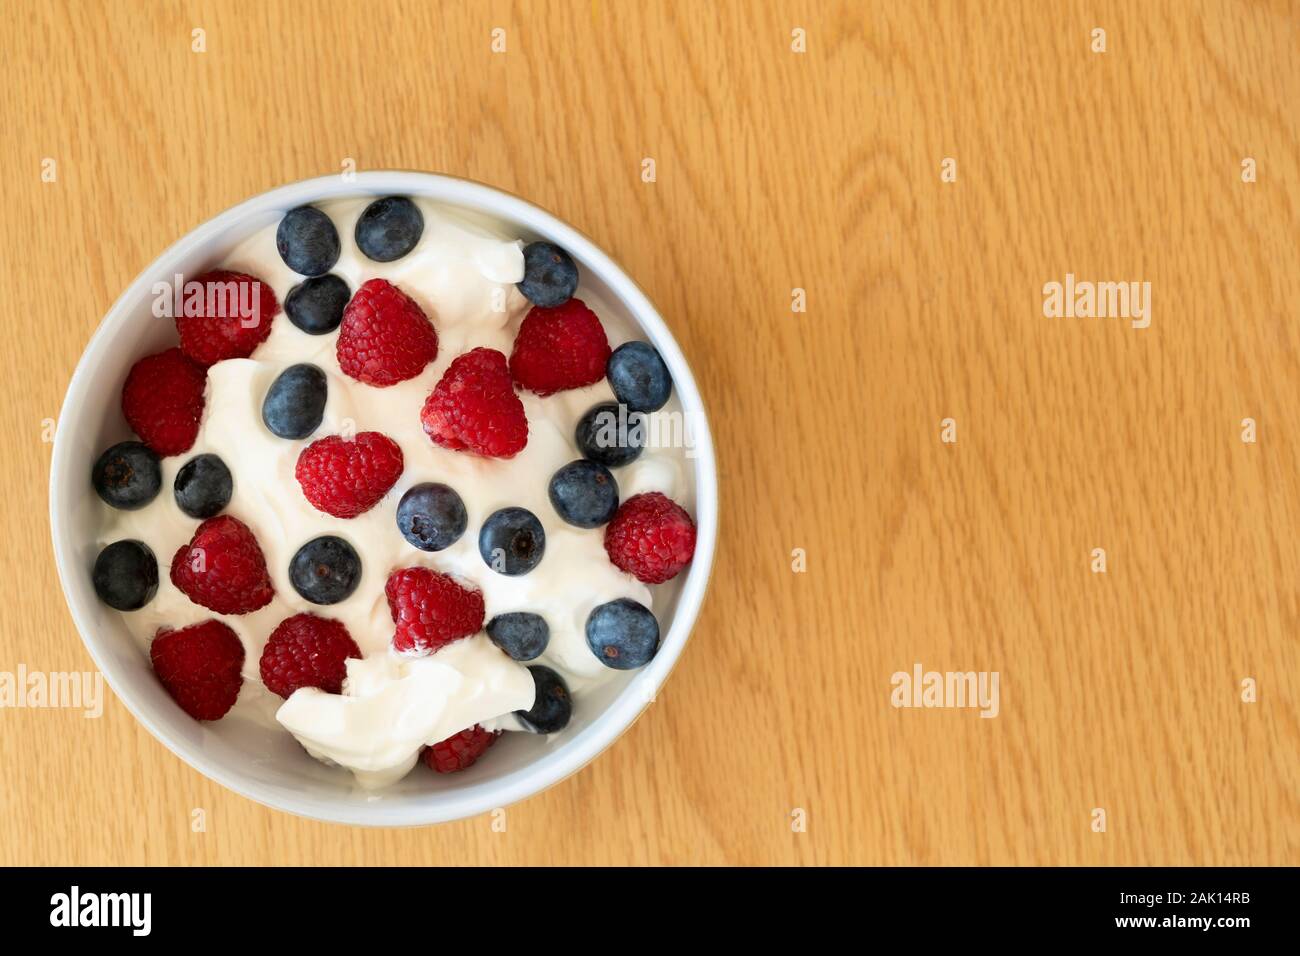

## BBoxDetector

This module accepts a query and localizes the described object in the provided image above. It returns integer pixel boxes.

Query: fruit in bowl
[50,174,716,824]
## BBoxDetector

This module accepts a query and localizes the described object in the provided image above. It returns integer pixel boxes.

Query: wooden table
[1,0,1296,866]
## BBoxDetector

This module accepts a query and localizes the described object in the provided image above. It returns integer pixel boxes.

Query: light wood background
[1,0,1297,866]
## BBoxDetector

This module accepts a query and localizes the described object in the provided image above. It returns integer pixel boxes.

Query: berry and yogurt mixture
[90,196,697,789]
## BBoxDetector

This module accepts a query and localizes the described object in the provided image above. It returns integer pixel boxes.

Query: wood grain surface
[1,0,1297,866]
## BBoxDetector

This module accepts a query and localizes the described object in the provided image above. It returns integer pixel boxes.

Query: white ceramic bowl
[49,172,717,826]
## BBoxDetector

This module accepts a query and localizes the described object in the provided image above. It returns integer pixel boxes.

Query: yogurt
[95,198,691,788]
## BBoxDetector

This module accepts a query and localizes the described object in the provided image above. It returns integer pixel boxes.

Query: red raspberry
[176,270,280,366]
[170,515,275,615]
[121,348,207,456]
[336,278,439,386]
[421,724,500,773]
[509,298,610,396]
[259,613,361,698]
[150,620,245,720]
[295,432,404,518]
[385,567,485,656]
[604,492,697,584]
[421,347,528,458]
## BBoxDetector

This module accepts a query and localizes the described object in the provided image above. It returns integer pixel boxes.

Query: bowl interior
[50,172,716,825]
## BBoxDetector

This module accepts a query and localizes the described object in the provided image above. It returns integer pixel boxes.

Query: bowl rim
[48,170,719,827]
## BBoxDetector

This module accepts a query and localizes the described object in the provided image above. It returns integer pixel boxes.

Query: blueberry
[285,274,350,334]
[486,612,550,661]
[607,341,672,413]
[479,507,545,576]
[515,665,571,733]
[575,403,645,468]
[92,540,158,611]
[276,205,340,277]
[355,196,424,262]
[517,241,579,307]
[262,364,328,440]
[290,535,361,604]
[396,482,467,552]
[548,460,618,528]
[91,441,161,510]
[173,454,233,519]
[586,598,660,670]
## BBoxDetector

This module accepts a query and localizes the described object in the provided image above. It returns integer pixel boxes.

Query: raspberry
[385,567,485,656]
[150,620,245,720]
[294,432,404,518]
[509,298,610,396]
[259,613,361,698]
[604,492,697,584]
[420,348,528,458]
[336,278,438,386]
[421,724,500,773]
[170,515,275,615]
[121,348,207,456]
[175,270,280,366]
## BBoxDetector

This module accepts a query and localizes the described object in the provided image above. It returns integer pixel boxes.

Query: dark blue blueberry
[479,507,546,576]
[575,403,645,468]
[262,364,328,440]
[514,665,571,733]
[396,482,467,552]
[486,612,550,661]
[91,441,161,511]
[290,535,361,605]
[285,274,350,335]
[276,205,341,277]
[606,341,672,413]
[92,540,158,611]
[517,241,579,307]
[586,598,660,670]
[548,460,618,528]
[173,454,233,519]
[355,196,424,262]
